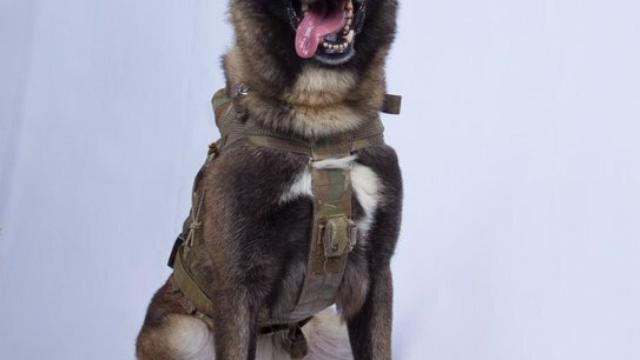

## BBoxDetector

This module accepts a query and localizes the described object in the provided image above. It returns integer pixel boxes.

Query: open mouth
[287,0,367,66]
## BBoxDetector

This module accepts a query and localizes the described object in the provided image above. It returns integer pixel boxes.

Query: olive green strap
[172,246,216,317]
[213,87,402,118]
[246,133,384,157]
[284,141,356,321]
[210,87,395,155]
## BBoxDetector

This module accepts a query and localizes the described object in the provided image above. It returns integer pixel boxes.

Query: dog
[136,0,402,359]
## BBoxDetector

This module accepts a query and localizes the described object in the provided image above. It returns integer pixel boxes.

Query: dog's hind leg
[137,280,216,360]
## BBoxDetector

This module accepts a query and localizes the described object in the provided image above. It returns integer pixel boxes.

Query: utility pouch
[322,215,353,259]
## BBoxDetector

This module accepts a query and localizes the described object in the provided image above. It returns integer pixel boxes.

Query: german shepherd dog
[137,0,401,359]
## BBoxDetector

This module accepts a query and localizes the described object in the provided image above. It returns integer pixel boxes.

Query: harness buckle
[167,234,185,268]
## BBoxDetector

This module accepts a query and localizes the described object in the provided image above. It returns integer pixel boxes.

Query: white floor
[1,1,640,359]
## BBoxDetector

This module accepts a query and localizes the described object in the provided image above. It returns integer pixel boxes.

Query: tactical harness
[167,85,401,358]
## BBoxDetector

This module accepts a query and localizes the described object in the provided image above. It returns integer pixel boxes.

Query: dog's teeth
[302,4,309,13]
[346,30,355,44]
[343,18,353,35]
[323,38,352,54]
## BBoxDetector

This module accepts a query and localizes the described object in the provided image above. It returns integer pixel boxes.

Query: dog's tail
[256,308,353,360]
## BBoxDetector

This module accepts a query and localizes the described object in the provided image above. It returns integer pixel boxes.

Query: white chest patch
[279,156,383,237]
[350,163,383,236]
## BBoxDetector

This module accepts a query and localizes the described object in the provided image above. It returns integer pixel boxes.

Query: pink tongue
[295,6,347,59]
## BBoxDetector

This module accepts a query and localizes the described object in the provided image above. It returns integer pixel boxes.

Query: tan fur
[138,307,352,360]
[137,315,215,360]
[284,66,356,106]
[302,308,354,360]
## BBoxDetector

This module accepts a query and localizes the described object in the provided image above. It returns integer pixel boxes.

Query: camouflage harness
[168,86,401,358]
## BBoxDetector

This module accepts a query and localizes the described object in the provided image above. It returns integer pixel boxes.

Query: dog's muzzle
[287,0,368,65]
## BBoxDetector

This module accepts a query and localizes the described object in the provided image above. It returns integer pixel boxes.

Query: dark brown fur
[137,1,402,359]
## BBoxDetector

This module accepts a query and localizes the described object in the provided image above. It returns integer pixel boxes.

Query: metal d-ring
[233,83,250,98]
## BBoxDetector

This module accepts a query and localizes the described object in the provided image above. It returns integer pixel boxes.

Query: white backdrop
[1,0,639,359]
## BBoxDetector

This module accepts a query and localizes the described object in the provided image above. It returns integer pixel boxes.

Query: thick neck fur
[225,1,394,140]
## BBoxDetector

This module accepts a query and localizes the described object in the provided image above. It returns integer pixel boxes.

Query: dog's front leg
[347,266,393,360]
[211,289,258,360]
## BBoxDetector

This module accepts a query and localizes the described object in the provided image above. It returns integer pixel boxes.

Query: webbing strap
[246,133,384,157]
[212,88,402,119]
[212,87,395,155]
[172,246,216,317]
[286,154,354,321]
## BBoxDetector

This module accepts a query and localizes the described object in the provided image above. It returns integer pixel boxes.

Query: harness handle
[382,94,402,115]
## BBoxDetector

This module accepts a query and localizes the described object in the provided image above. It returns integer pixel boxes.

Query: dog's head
[229,0,398,91]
